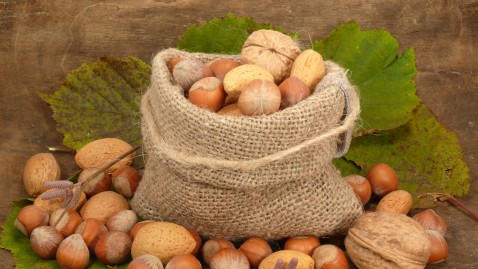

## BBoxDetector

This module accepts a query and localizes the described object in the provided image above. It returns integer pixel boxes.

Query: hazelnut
[30,226,64,259]
[77,167,112,197]
[188,77,226,112]
[95,231,133,265]
[345,175,372,205]
[201,238,235,264]
[427,230,448,264]
[209,59,241,81]
[367,163,399,196]
[168,57,183,74]
[106,209,138,233]
[278,76,310,108]
[128,254,164,269]
[239,237,272,267]
[284,236,321,256]
[75,218,108,253]
[56,234,90,269]
[284,233,320,256]
[238,79,281,116]
[186,228,202,256]
[50,208,83,237]
[14,205,49,237]
[210,248,249,269]
[112,166,142,198]
[412,209,446,236]
[217,103,243,116]
[173,59,213,91]
[312,244,348,269]
[165,254,202,269]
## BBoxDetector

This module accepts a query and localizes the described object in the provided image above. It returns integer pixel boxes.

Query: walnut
[345,211,431,269]
[240,29,301,83]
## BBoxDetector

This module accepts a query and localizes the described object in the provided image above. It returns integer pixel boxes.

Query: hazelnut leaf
[40,56,150,150]
[313,21,420,134]
[341,104,470,206]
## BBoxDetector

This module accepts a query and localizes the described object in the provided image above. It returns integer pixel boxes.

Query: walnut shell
[345,211,431,269]
[240,29,301,83]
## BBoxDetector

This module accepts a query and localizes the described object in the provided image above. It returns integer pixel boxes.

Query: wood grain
[0,0,476,268]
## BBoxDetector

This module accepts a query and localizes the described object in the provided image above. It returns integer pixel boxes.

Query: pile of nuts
[344,163,449,268]
[170,29,326,116]
[16,136,449,268]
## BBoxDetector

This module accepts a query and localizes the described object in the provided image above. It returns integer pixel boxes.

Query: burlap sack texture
[131,48,363,240]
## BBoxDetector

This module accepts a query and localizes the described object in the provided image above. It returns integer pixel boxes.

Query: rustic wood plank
[0,0,476,268]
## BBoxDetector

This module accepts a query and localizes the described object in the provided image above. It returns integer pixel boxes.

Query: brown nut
[209,59,241,81]
[312,244,348,269]
[239,237,272,267]
[345,211,431,269]
[128,254,164,269]
[165,254,202,269]
[427,230,448,265]
[112,166,142,198]
[173,59,214,91]
[217,103,244,116]
[50,208,83,237]
[14,205,49,237]
[210,248,249,269]
[77,167,112,197]
[201,238,235,264]
[345,175,372,205]
[30,226,64,259]
[23,153,61,197]
[376,190,413,214]
[106,209,138,233]
[241,29,301,83]
[188,76,226,112]
[56,234,90,269]
[238,79,281,116]
[412,209,446,236]
[95,231,133,266]
[75,218,108,253]
[284,236,321,256]
[367,163,399,196]
[278,76,310,108]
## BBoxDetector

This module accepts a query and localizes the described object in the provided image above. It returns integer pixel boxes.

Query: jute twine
[131,48,363,240]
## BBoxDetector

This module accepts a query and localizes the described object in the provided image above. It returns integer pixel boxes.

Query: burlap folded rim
[131,48,363,240]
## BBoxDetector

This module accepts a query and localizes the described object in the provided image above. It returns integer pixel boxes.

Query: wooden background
[0,0,477,268]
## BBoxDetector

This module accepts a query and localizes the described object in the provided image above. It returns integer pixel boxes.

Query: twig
[53,145,141,227]
[418,193,478,223]
[48,146,76,155]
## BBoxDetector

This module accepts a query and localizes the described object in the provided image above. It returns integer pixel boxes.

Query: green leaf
[177,13,289,54]
[313,21,420,133]
[41,56,150,150]
[343,104,470,206]
[0,200,128,268]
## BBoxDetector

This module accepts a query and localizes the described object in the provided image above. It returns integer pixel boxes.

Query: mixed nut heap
[17,142,449,268]
[170,29,325,116]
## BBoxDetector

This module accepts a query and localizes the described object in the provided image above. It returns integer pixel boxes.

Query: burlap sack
[131,48,363,240]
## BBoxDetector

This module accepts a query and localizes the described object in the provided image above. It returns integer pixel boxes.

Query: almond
[23,153,61,197]
[131,222,196,264]
[290,49,326,91]
[223,64,274,100]
[80,191,129,223]
[74,138,134,172]
[376,190,413,214]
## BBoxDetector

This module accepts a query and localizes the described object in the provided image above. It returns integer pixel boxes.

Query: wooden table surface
[1,1,477,268]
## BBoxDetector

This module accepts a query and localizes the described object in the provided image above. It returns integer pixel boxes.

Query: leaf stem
[419,193,478,223]
[53,145,142,227]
